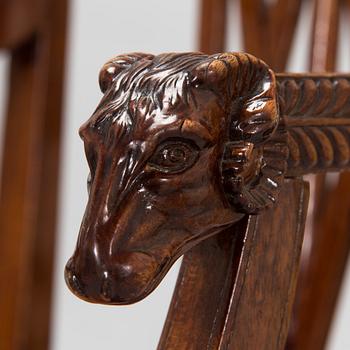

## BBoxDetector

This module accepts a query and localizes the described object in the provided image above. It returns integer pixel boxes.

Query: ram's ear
[99,53,154,93]
[189,58,229,89]
[230,66,279,145]
[216,53,286,214]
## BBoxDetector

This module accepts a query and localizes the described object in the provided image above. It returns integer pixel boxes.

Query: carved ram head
[65,52,286,304]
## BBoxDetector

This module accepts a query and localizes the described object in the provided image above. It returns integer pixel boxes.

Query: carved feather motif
[277,74,350,176]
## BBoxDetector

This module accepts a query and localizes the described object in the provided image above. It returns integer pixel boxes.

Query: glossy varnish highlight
[65,52,283,304]
[66,52,350,309]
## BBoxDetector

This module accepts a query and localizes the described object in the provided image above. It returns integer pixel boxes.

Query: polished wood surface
[278,73,350,175]
[240,0,302,71]
[309,0,339,71]
[0,0,342,350]
[65,50,350,349]
[158,221,247,349]
[1,0,347,349]
[199,0,226,54]
[65,52,281,304]
[0,0,67,349]
[0,0,39,49]
[160,179,308,350]
[239,2,350,348]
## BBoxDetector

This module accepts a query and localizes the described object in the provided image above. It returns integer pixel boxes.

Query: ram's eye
[148,140,199,174]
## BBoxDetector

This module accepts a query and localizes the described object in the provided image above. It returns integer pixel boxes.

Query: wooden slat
[268,0,303,71]
[0,0,68,348]
[287,173,350,350]
[218,180,308,350]
[240,0,302,71]
[287,1,350,349]
[0,38,40,350]
[309,0,339,71]
[159,180,309,349]
[199,0,226,54]
[0,0,39,49]
[240,0,269,61]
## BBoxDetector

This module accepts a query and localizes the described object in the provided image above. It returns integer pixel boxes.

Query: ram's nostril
[100,272,113,302]
[71,275,85,296]
[64,251,160,304]
[64,261,87,298]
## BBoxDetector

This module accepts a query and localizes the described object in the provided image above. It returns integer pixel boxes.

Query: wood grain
[65,52,281,304]
[159,179,309,350]
[158,220,246,350]
[199,0,226,54]
[66,49,350,313]
[240,0,302,71]
[0,0,67,348]
[309,0,339,71]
